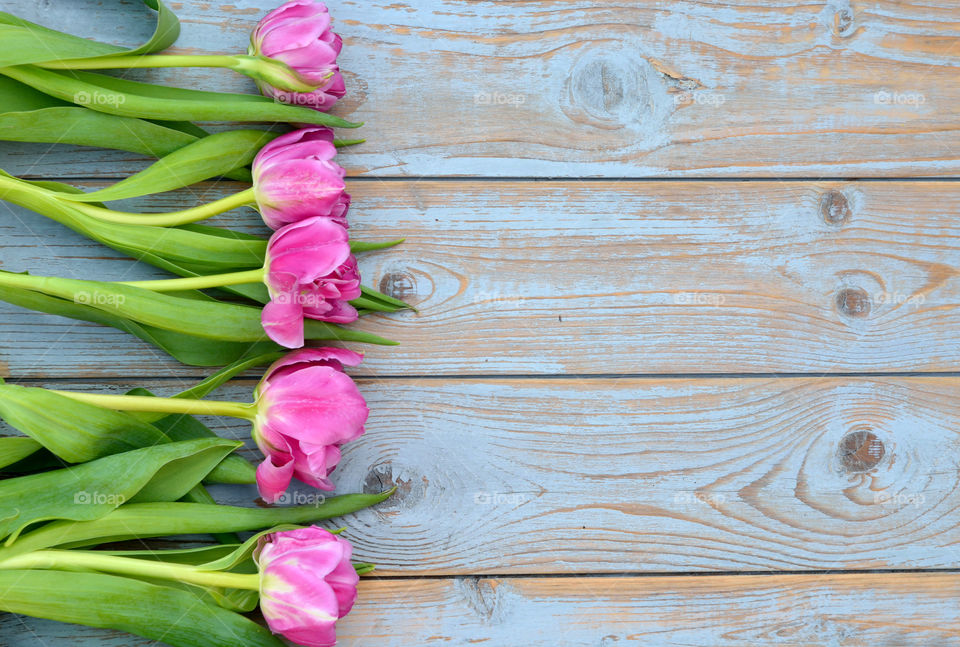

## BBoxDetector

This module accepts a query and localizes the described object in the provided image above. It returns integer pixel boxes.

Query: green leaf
[0,384,171,462]
[350,238,407,253]
[0,570,286,647]
[0,436,42,469]
[99,544,243,565]
[0,77,251,181]
[4,491,395,556]
[0,66,362,128]
[352,284,416,313]
[179,485,243,544]
[0,105,197,155]
[0,438,240,543]
[0,270,398,346]
[53,129,279,202]
[195,525,298,572]
[1,173,268,273]
[0,74,70,110]
[0,0,179,66]
[0,282,283,366]
[124,387,257,485]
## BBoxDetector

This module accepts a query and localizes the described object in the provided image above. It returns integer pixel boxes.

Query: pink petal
[261,366,369,444]
[303,299,358,324]
[262,297,306,348]
[262,347,365,384]
[266,218,350,281]
[256,454,295,503]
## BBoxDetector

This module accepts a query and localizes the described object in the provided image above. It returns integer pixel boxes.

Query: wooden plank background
[2,0,959,646]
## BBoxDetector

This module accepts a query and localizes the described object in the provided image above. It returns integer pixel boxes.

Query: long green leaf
[0,283,282,366]
[0,0,179,66]
[1,179,268,273]
[0,570,286,647]
[124,387,257,485]
[0,270,397,345]
[0,384,170,462]
[53,129,279,202]
[0,66,361,128]
[0,77,251,180]
[0,438,239,542]
[0,437,42,469]
[1,106,193,153]
[4,492,393,556]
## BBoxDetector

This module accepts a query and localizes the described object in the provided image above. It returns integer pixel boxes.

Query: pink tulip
[250,0,346,111]
[253,127,351,230]
[253,348,368,503]
[255,526,359,647]
[261,216,361,348]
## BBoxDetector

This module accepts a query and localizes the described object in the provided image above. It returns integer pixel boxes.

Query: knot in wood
[819,190,851,225]
[839,430,885,472]
[836,287,871,318]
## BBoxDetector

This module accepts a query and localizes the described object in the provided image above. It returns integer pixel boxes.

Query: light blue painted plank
[1,180,958,377]
[1,0,959,177]
[5,376,960,574]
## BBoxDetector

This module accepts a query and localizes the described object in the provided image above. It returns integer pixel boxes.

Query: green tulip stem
[37,54,246,71]
[48,391,258,420]
[66,186,258,226]
[120,268,266,292]
[35,54,319,93]
[0,173,257,226]
[0,550,261,590]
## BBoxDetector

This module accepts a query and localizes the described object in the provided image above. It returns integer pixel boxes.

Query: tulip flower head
[250,0,346,111]
[255,526,359,647]
[261,216,361,348]
[253,348,369,503]
[252,127,351,230]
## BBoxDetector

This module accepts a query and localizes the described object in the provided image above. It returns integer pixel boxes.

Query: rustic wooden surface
[2,0,960,646]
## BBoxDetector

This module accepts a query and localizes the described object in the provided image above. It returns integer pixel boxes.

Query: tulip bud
[252,127,350,231]
[255,526,359,647]
[261,217,361,348]
[249,0,346,111]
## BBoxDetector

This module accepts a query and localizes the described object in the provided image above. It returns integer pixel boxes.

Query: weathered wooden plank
[7,376,960,574]
[338,573,960,646]
[6,572,960,646]
[3,0,960,178]
[1,180,959,377]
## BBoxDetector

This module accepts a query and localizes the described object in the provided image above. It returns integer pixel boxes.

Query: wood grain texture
[7,376,960,574]
[6,573,960,646]
[2,0,960,178]
[2,180,958,377]
[2,0,960,645]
